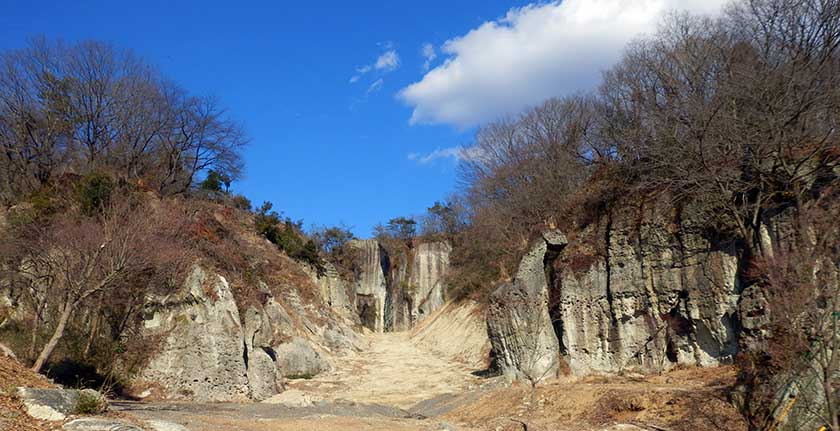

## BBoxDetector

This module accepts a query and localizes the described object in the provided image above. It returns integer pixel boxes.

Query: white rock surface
[351,239,389,332]
[139,267,251,402]
[16,387,79,421]
[62,418,142,431]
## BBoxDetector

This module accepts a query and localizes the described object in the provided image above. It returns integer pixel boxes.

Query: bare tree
[11,198,188,372]
[0,38,247,203]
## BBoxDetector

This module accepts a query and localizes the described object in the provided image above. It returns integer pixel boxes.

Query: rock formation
[138,265,362,401]
[390,241,451,331]
[487,230,567,381]
[350,239,390,332]
[485,205,766,381]
[306,261,355,320]
[139,267,252,401]
[553,206,742,375]
[486,206,750,380]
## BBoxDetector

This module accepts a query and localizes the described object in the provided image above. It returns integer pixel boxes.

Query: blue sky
[0,0,726,237]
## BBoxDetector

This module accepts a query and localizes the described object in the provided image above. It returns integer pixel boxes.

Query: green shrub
[231,194,252,211]
[255,202,324,270]
[76,173,113,216]
[74,389,108,414]
[199,169,230,193]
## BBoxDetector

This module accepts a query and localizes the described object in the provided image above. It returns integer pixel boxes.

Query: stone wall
[349,239,451,332]
[138,265,363,401]
[487,205,747,380]
[350,239,390,332]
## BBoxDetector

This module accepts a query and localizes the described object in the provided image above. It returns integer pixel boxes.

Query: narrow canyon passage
[286,331,482,409]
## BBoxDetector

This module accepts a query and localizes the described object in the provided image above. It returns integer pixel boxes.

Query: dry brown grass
[442,366,747,431]
[0,354,59,431]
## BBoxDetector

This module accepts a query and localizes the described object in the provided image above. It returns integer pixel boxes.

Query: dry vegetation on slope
[0,354,58,431]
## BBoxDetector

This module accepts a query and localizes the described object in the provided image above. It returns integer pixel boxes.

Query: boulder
[275,337,330,378]
[16,387,80,421]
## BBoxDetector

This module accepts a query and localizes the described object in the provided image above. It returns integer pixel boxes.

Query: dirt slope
[0,353,58,431]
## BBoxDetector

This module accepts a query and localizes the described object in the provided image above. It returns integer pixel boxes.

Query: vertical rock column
[350,239,389,332]
[487,231,567,381]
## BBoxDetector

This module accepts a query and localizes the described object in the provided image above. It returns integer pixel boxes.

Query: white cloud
[408,146,484,164]
[399,0,727,127]
[351,48,401,83]
[375,50,400,72]
[421,43,437,71]
[367,78,384,94]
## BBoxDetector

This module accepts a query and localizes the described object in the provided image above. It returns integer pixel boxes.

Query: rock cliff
[350,239,390,332]
[349,239,451,332]
[138,264,362,401]
[488,205,749,379]
[486,231,567,381]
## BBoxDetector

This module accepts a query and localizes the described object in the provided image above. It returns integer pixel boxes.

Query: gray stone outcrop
[139,267,251,401]
[350,239,390,332]
[486,231,567,381]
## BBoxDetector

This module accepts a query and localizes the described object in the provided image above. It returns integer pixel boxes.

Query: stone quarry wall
[349,239,451,333]
[350,239,390,332]
[487,203,775,380]
[388,241,452,331]
[138,265,363,401]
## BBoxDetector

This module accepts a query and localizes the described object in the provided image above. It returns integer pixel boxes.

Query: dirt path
[287,332,482,408]
[117,332,485,431]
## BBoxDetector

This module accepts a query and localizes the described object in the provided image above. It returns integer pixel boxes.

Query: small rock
[274,337,330,379]
[146,419,189,431]
[62,418,143,431]
[0,342,17,359]
[438,422,457,430]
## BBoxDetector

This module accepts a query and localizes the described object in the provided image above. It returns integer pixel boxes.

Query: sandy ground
[286,332,483,409]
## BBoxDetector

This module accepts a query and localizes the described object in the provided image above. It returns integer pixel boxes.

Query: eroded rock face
[391,242,452,331]
[306,262,355,320]
[242,300,284,401]
[487,207,749,381]
[139,267,251,401]
[351,240,390,332]
[486,231,567,381]
[138,265,352,401]
[553,208,741,375]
